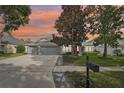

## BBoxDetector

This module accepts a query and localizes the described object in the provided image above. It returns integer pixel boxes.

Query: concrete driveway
[0,55,59,88]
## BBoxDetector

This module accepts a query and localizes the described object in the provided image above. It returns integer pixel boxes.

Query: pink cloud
[13,9,61,40]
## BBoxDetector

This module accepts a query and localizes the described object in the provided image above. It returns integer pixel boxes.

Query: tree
[55,5,95,55]
[16,45,25,53]
[0,5,31,34]
[90,6,124,57]
[52,34,63,46]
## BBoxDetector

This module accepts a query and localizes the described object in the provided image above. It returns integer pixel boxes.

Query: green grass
[0,53,26,60]
[63,52,124,66]
[65,71,124,88]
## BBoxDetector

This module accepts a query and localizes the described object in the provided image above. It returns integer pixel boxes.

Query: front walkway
[0,55,59,88]
[53,66,124,72]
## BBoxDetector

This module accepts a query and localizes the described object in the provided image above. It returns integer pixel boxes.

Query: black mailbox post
[86,56,90,88]
[86,55,100,88]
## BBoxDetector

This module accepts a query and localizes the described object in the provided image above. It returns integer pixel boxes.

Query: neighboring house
[0,43,17,54]
[61,45,72,54]
[82,39,94,52]
[0,33,26,53]
[82,38,124,56]
[61,45,83,55]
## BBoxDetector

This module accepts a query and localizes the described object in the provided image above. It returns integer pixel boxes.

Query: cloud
[31,5,61,12]
[29,10,61,27]
[13,5,61,40]
[12,25,57,40]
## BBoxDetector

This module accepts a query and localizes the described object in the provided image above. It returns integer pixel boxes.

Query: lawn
[65,71,124,88]
[0,53,26,60]
[63,53,124,66]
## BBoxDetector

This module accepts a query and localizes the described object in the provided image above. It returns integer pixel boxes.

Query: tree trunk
[75,45,78,56]
[71,29,75,55]
[71,44,77,55]
[116,47,118,56]
[103,41,107,58]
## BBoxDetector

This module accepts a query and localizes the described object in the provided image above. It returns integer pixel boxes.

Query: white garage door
[39,47,61,55]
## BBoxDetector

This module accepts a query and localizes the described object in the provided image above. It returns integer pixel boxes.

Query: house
[82,39,94,52]
[0,33,26,53]
[61,45,72,54]
[26,38,61,55]
[37,38,60,55]
[82,38,124,56]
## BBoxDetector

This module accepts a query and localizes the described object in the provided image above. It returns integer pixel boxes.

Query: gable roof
[0,34,26,45]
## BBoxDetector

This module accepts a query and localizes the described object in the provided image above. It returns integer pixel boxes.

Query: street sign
[89,62,99,72]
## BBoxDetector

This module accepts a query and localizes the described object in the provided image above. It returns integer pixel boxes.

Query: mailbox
[88,62,99,72]
[85,56,100,88]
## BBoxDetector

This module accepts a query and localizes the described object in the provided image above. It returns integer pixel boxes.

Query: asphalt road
[0,55,59,88]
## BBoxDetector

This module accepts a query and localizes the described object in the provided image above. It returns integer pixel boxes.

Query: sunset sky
[12,5,62,40]
[1,5,124,40]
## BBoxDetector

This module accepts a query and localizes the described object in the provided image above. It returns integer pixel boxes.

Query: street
[0,54,59,88]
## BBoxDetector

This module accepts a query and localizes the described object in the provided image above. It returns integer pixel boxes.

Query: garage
[37,41,61,55]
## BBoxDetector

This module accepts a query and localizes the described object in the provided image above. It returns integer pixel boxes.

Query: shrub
[16,45,25,53]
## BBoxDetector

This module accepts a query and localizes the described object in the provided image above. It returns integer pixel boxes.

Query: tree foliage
[55,5,96,54]
[89,6,124,57]
[55,6,83,46]
[0,5,31,34]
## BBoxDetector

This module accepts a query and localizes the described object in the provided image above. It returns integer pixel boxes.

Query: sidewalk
[53,66,124,72]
